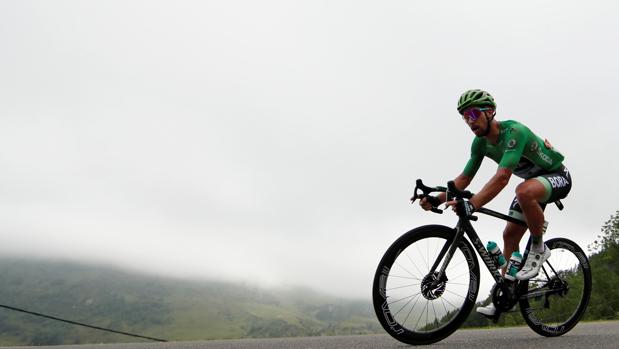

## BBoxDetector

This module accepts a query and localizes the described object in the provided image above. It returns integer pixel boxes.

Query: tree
[588,210,619,253]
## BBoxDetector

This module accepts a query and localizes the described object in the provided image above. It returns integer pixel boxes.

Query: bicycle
[372,179,591,345]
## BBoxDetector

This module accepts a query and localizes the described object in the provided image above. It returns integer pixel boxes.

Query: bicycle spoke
[414,301,430,331]
[447,281,469,286]
[395,262,419,279]
[450,270,470,281]
[440,297,449,315]
[388,293,418,306]
[445,263,461,273]
[444,289,465,299]
[404,251,426,278]
[400,297,418,329]
[393,293,420,317]
[441,295,459,310]
[388,274,423,281]
[416,243,430,271]
[387,283,420,291]
[426,300,430,329]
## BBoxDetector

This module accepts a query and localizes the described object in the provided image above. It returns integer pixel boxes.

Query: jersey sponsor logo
[507,139,517,149]
[547,176,569,189]
[539,153,553,165]
[530,142,539,152]
[535,147,554,165]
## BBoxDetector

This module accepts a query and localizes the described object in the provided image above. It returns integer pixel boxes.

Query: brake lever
[411,193,443,214]
[411,179,446,214]
[410,190,420,203]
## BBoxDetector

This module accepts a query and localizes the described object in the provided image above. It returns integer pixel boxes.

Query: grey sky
[1,1,618,298]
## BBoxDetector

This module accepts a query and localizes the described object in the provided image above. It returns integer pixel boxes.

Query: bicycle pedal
[478,311,503,323]
[491,313,501,323]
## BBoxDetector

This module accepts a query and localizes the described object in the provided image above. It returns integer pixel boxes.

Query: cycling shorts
[508,165,572,220]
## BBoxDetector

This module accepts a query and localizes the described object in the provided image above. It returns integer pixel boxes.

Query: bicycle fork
[426,225,467,288]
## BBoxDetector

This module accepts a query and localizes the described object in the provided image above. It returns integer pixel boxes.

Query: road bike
[372,179,591,345]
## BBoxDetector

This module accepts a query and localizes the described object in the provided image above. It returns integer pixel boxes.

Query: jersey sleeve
[498,123,528,170]
[462,138,484,178]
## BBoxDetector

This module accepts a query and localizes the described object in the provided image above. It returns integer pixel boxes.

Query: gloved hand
[446,199,476,217]
[458,199,476,217]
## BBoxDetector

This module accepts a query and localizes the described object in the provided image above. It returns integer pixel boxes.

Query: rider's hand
[445,199,476,216]
[419,197,432,211]
[419,196,440,211]
[445,200,456,211]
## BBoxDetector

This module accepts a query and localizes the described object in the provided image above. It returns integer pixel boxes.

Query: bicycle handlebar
[410,179,445,214]
[411,179,477,219]
[446,180,474,199]
[412,178,564,220]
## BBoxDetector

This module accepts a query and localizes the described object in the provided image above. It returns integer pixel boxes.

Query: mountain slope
[0,258,380,345]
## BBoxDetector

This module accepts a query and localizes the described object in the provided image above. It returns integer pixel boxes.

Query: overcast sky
[1,0,618,299]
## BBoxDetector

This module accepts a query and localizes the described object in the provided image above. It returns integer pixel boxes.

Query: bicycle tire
[519,237,592,337]
[372,225,480,345]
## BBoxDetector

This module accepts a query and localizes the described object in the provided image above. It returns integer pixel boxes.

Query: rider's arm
[469,123,526,209]
[421,139,482,210]
[433,139,483,205]
[437,174,472,203]
[468,167,512,209]
[438,138,483,203]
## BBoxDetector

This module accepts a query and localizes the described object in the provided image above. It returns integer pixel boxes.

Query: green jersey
[462,120,565,179]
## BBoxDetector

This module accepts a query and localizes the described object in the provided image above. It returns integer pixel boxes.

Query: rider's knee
[515,183,536,203]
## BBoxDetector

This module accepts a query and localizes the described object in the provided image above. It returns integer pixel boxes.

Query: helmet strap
[480,110,496,137]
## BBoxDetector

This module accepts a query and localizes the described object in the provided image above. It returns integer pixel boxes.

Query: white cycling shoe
[476,303,497,316]
[516,246,551,281]
[476,303,516,317]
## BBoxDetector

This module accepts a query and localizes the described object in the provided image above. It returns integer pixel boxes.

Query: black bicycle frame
[429,206,528,287]
[413,178,568,304]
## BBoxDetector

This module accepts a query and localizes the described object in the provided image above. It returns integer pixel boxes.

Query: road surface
[4,321,619,349]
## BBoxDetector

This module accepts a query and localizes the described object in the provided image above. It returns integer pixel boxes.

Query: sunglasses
[461,107,491,122]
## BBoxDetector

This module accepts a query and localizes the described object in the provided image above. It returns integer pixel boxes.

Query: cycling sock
[531,235,544,253]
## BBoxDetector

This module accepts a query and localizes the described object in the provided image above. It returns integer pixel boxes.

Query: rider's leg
[502,221,528,275]
[514,179,554,280]
[515,179,549,253]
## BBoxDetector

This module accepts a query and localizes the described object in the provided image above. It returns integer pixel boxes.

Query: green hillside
[0,259,381,346]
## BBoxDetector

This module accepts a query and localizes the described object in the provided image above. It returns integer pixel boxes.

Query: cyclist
[419,89,572,316]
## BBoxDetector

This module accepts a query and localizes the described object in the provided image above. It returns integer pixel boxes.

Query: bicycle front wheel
[519,237,592,337]
[372,225,480,345]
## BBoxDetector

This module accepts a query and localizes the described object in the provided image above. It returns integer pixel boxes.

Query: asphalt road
[5,321,619,349]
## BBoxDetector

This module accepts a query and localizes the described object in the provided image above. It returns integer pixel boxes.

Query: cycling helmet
[457,89,496,114]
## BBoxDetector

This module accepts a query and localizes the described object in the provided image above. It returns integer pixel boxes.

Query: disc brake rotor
[421,272,447,300]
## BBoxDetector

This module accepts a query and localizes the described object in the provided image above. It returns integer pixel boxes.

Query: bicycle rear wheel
[372,225,479,345]
[519,237,592,336]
